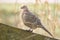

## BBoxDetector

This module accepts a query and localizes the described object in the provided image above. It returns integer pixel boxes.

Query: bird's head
[21,5,28,9]
[21,5,29,11]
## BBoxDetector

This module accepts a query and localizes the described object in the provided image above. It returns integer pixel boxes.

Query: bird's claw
[25,30,33,32]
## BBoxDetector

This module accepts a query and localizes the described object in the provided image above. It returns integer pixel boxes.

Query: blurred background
[0,0,60,39]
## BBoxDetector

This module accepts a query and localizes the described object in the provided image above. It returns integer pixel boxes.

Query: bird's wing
[22,11,41,26]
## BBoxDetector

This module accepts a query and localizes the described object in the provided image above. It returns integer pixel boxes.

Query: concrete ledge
[0,23,58,40]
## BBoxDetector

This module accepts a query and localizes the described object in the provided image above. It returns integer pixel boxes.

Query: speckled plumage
[21,5,53,37]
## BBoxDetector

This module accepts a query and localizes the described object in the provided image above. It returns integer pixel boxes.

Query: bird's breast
[22,13,36,23]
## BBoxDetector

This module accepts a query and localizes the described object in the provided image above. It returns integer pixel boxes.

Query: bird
[20,5,53,37]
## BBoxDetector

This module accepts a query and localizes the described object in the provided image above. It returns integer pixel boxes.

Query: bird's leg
[29,29,33,32]
[26,28,33,32]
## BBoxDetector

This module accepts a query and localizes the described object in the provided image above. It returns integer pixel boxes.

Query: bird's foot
[25,29,33,32]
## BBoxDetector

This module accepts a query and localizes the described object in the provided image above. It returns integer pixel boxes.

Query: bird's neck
[23,8,29,12]
[23,10,29,14]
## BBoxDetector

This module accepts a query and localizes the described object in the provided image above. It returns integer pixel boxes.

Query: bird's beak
[21,7,23,9]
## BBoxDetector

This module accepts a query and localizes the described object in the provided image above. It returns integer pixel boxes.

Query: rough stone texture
[0,23,58,40]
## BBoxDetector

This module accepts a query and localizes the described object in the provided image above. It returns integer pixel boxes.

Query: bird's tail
[40,25,54,38]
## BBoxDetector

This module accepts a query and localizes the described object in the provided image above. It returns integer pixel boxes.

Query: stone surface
[0,23,58,40]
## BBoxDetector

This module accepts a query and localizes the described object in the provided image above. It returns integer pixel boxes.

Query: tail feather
[40,25,54,38]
